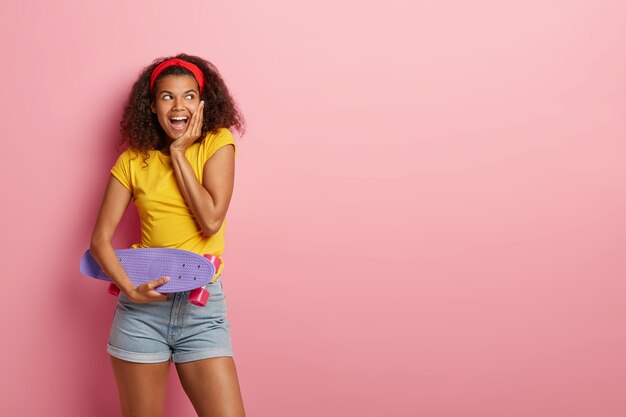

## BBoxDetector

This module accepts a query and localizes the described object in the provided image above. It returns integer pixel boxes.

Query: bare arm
[89,175,169,303]
[170,143,235,236]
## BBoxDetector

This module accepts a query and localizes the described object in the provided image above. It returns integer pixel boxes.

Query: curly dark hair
[118,53,245,155]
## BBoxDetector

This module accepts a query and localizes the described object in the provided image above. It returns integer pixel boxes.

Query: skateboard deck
[80,248,219,294]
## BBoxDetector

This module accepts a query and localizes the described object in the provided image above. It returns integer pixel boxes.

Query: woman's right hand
[124,276,170,303]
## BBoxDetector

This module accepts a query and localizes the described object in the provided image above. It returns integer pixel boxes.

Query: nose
[173,97,185,110]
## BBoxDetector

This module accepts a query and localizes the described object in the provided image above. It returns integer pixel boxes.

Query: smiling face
[151,74,201,141]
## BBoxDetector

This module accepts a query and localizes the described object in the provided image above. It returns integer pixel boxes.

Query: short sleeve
[110,150,133,192]
[200,128,237,164]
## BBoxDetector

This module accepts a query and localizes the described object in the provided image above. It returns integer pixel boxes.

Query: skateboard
[80,248,221,306]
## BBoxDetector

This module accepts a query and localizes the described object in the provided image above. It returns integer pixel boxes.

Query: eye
[185,94,195,100]
[162,94,172,100]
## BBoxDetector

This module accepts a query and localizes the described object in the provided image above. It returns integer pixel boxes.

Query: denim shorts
[107,277,233,363]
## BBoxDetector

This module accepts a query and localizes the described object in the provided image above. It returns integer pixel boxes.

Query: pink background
[1,1,625,416]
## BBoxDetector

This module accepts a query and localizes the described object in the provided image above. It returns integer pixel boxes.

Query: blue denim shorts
[107,277,233,363]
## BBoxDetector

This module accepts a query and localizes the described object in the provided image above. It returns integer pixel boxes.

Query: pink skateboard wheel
[204,254,221,271]
[108,283,121,296]
[188,287,209,307]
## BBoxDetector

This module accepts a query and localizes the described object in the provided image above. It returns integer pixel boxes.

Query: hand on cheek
[170,100,204,153]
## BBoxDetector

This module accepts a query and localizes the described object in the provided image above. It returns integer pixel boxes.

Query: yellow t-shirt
[110,128,236,280]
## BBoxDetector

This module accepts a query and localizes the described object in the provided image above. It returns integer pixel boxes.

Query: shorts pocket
[208,280,225,301]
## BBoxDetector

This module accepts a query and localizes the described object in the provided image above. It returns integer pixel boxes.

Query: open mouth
[169,116,189,131]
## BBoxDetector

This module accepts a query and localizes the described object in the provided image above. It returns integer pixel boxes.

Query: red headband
[149,58,205,94]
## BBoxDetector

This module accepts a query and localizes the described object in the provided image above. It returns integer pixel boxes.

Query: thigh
[110,356,170,417]
[108,294,173,363]
[171,279,233,363]
[175,357,246,417]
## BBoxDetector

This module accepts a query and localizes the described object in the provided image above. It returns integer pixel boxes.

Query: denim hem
[107,344,171,364]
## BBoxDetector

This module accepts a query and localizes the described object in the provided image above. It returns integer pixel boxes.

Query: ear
[150,102,156,113]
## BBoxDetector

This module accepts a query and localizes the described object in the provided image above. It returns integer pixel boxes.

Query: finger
[187,101,200,130]
[192,101,204,137]
[144,276,170,291]
[146,289,168,302]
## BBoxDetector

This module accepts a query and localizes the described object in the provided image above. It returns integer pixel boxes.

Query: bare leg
[175,357,246,417]
[110,356,170,417]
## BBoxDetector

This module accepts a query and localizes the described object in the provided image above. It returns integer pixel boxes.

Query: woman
[89,53,246,417]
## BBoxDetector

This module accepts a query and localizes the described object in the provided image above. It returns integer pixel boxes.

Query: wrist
[169,147,187,162]
[169,143,186,154]
[120,284,136,298]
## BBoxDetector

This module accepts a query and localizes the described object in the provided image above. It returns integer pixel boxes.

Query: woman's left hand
[170,101,204,154]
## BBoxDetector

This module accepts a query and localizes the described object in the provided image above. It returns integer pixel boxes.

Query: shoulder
[203,128,235,146]
[113,148,146,166]
[199,128,237,161]
[111,149,143,191]
[114,148,136,160]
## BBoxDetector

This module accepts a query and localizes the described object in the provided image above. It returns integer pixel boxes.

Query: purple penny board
[80,248,217,293]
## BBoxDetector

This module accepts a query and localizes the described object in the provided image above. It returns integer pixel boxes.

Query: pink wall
[1,1,625,416]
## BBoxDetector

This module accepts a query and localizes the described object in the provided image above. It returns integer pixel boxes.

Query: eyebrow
[159,89,197,95]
